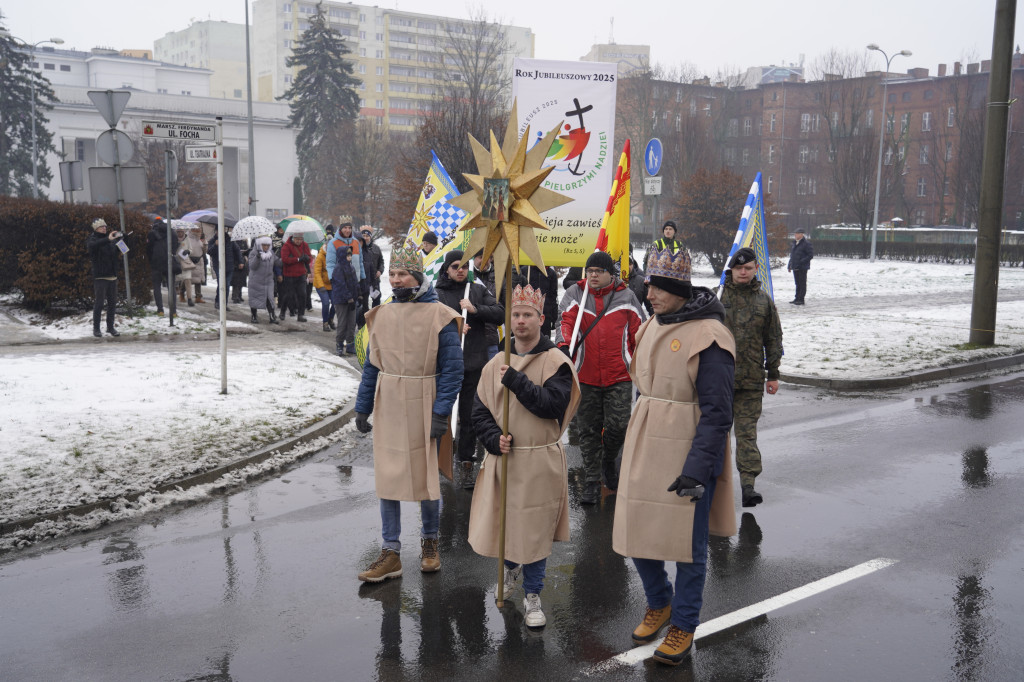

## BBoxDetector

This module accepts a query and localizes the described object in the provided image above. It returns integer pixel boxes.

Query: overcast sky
[4,0,1021,79]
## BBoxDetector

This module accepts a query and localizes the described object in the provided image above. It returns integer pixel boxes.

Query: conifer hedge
[0,197,154,311]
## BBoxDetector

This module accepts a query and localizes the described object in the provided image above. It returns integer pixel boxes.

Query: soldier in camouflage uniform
[720,248,783,507]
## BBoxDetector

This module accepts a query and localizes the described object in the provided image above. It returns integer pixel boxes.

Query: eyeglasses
[585,268,607,276]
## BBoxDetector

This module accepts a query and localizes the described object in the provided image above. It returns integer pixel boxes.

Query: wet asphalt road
[1,371,1023,681]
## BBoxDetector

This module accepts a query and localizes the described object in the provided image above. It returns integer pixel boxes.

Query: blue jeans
[486,344,499,361]
[380,498,440,552]
[505,558,547,595]
[317,288,335,323]
[631,477,716,632]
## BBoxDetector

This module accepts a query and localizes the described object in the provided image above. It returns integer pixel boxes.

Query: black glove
[355,412,372,433]
[429,413,448,439]
[667,475,705,503]
[299,254,311,263]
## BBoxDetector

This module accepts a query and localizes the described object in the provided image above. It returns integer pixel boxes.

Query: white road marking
[585,557,898,673]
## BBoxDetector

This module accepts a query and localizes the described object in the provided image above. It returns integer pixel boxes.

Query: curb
[0,393,358,539]
[781,352,1024,390]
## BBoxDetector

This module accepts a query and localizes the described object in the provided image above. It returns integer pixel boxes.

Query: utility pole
[969,0,1017,346]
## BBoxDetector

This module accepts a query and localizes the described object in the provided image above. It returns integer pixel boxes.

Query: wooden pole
[496,259,513,606]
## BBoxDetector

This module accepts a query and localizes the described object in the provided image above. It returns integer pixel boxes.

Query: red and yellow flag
[600,139,631,280]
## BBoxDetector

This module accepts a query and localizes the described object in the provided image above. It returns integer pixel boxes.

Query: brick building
[624,55,1024,235]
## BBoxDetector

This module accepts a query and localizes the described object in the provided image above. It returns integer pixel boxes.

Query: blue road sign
[644,138,663,176]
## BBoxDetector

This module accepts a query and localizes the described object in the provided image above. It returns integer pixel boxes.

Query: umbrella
[280,215,326,248]
[180,209,237,239]
[170,219,199,232]
[232,215,276,241]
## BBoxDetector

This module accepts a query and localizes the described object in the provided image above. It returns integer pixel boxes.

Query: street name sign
[185,146,218,163]
[141,120,217,142]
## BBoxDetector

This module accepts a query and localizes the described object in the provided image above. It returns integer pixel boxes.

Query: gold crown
[338,215,353,226]
[511,284,544,314]
[389,239,424,273]
[646,244,692,282]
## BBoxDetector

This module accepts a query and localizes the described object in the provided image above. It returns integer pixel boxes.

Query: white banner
[512,58,617,267]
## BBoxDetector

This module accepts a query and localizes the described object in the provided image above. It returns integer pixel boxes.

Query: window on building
[743,118,752,136]
[727,119,738,137]
[375,50,384,58]
[799,145,809,163]
[946,141,953,161]
[359,48,366,57]
[831,111,839,130]
[283,39,291,48]
[797,176,807,195]
[359,30,366,39]
[157,88,168,94]
[901,113,910,133]
[914,208,926,224]
[285,75,292,83]
[768,145,776,164]
[676,89,683,103]
[772,91,778,102]
[742,149,750,165]
[898,144,905,162]
[924,89,934,100]
[360,13,366,22]
[922,112,932,131]
[948,106,956,127]
[767,176,773,193]
[724,148,736,165]
[60,64,70,72]
[376,66,383,75]
[359,98,365,107]
[919,144,929,164]
[886,112,894,134]
[770,112,776,133]
[375,99,384,108]
[944,179,951,196]
[375,33,384,40]
[358,64,366,73]
[44,63,55,70]
[75,139,86,161]
[800,113,810,132]
[884,147,894,165]
[813,114,821,132]
[888,93,895,104]
[866,109,873,128]
[284,22,292,30]
[901,91,911,102]
[282,3,291,11]
[828,144,836,163]
[675,114,681,131]
[299,21,309,31]
[181,90,191,95]
[689,98,696,117]
[375,83,383,92]
[234,89,243,98]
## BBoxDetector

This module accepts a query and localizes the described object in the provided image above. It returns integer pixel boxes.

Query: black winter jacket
[788,237,814,271]
[435,269,504,372]
[146,225,179,274]
[471,336,574,456]
[518,265,559,336]
[361,240,384,283]
[87,231,120,279]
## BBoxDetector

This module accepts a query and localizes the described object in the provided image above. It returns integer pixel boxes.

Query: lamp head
[899,49,912,57]
[867,43,880,51]
[50,38,65,45]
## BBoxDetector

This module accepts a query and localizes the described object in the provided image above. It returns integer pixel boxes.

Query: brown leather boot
[652,625,694,665]
[632,605,671,643]
[420,538,441,573]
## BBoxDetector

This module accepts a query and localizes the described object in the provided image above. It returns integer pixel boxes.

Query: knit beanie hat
[585,251,615,272]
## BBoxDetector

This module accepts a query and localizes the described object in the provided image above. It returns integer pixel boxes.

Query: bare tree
[417,8,511,191]
[811,50,879,252]
[337,120,401,227]
[135,138,216,217]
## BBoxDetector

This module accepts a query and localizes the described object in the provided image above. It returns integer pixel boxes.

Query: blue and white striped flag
[720,172,774,300]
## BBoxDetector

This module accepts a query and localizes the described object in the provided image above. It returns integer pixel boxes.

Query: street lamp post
[867,43,911,262]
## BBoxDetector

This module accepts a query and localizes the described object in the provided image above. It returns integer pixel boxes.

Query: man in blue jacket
[354,240,464,583]
[787,228,814,305]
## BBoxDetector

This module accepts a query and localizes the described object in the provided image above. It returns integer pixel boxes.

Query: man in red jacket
[557,251,645,504]
[280,233,312,322]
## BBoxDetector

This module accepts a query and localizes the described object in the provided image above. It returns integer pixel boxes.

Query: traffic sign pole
[111,121,132,316]
[644,138,664,245]
[217,117,228,394]
[165,149,178,327]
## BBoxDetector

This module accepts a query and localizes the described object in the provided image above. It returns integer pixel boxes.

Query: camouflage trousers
[733,387,764,487]
[577,382,633,484]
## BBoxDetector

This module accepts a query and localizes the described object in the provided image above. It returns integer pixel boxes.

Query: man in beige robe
[612,245,737,666]
[353,240,464,583]
[468,285,580,628]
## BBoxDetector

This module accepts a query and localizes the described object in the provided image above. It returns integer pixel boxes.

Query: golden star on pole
[448,100,573,292]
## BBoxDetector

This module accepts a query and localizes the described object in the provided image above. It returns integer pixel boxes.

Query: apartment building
[251,0,534,131]
[154,21,250,101]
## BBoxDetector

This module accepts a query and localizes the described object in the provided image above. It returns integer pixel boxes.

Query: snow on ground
[6,304,256,340]
[0,347,359,532]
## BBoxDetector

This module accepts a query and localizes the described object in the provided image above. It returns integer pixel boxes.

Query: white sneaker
[523,593,546,628]
[495,564,522,600]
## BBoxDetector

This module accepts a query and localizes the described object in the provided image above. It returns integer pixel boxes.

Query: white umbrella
[170,219,198,231]
[283,220,325,242]
[232,215,276,241]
